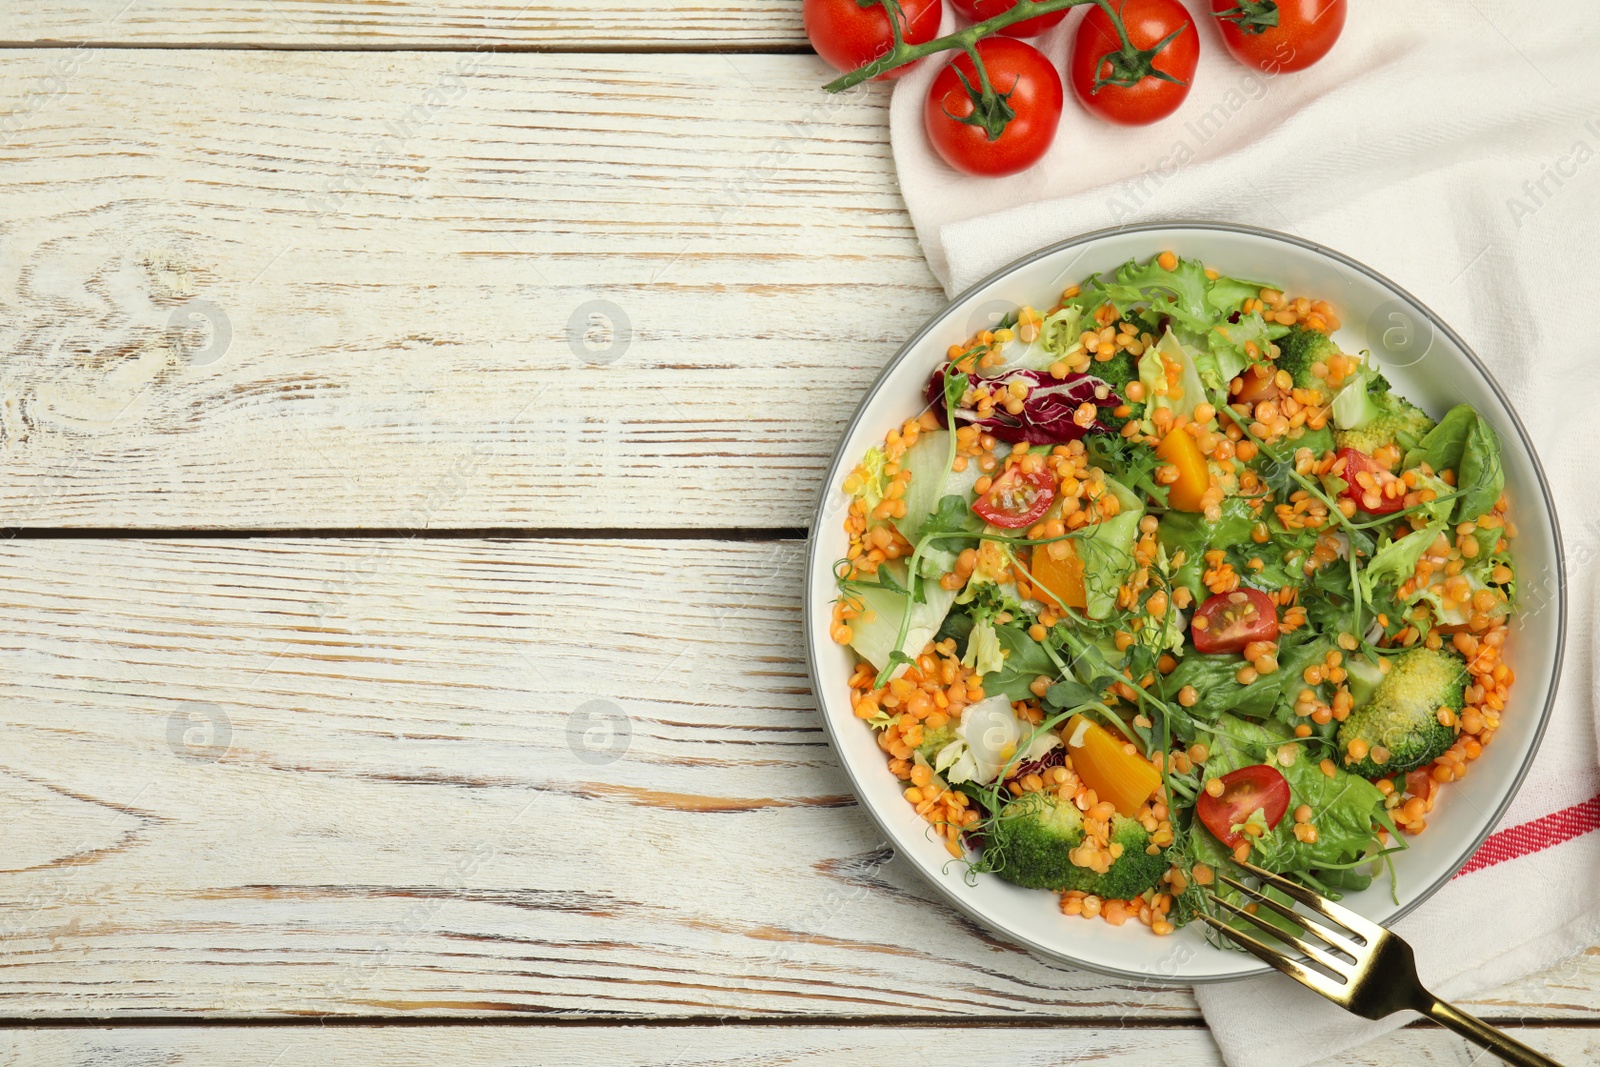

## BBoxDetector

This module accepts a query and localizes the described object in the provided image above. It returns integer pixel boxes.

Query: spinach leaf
[1453,414,1504,523]
[981,621,1058,702]
[1161,629,1334,728]
[1252,424,1334,506]
[1288,423,1336,457]
[1403,404,1475,474]
[1050,626,1125,697]
[1162,654,1281,720]
[1202,715,1386,875]
[914,492,981,542]
[1312,866,1374,894]
[1256,754,1388,873]
[935,605,975,653]
[1156,497,1258,603]
[1042,678,1100,713]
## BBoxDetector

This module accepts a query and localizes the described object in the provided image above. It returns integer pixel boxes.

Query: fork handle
[1424,998,1565,1066]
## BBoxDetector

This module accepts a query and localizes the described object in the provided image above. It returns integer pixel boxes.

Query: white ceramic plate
[803,222,1566,983]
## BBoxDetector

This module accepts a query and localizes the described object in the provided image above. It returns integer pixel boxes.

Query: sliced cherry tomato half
[1405,767,1436,803]
[1192,587,1279,654]
[1335,446,1404,515]
[972,466,1056,528]
[1196,764,1291,849]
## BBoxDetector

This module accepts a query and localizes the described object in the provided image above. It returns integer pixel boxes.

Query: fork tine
[1197,913,1349,1001]
[1240,860,1385,941]
[1217,873,1358,956]
[1207,893,1354,976]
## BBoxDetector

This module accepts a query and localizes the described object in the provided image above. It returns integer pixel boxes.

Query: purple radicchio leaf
[1011,745,1065,781]
[926,364,1122,445]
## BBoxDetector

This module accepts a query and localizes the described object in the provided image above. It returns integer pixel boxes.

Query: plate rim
[801,219,1568,985]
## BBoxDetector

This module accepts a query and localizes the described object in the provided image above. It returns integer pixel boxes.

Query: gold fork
[1200,860,1565,1067]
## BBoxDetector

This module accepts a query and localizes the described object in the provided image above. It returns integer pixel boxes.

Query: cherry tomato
[1192,588,1279,654]
[804,0,942,80]
[972,465,1056,528]
[951,0,1068,39]
[1070,0,1198,126]
[1232,363,1282,404]
[1197,764,1291,849]
[1336,447,1403,515]
[1405,768,1436,803]
[1211,0,1346,74]
[925,38,1064,177]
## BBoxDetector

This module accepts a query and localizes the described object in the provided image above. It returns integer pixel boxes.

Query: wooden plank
[0,536,1185,1017]
[5,1024,1599,1065]
[0,1,807,49]
[0,536,1596,1019]
[0,50,939,530]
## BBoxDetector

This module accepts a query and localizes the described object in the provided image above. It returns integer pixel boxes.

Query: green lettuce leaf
[961,617,1005,677]
[1035,305,1084,357]
[1359,521,1445,605]
[1205,311,1288,388]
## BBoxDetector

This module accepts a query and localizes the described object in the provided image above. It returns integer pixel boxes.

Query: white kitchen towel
[886,2,1600,1064]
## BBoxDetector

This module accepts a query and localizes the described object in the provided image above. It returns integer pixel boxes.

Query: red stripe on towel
[1456,794,1600,877]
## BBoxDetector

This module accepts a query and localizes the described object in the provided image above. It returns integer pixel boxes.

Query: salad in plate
[829,252,1516,939]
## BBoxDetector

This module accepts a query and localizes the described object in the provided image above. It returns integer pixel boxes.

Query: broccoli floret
[916,722,958,764]
[1331,395,1433,457]
[1337,648,1465,776]
[986,792,1167,898]
[1273,324,1340,392]
[1078,818,1169,900]
[1331,373,1436,457]
[986,791,1084,889]
[1089,348,1140,392]
[1084,349,1144,427]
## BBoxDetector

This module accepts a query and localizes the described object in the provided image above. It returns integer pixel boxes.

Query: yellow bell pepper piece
[1063,714,1161,818]
[1029,541,1086,611]
[1155,426,1209,512]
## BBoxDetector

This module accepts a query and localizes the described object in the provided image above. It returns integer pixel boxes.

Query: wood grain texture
[0,536,1597,1020]
[0,1,807,49]
[0,49,939,530]
[5,1024,1600,1066]
[0,535,1181,1018]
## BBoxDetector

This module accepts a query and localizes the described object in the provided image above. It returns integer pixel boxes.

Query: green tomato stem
[823,0,1099,92]
[1092,0,1137,56]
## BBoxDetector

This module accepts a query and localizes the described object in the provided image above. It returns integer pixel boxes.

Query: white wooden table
[0,6,1595,1064]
